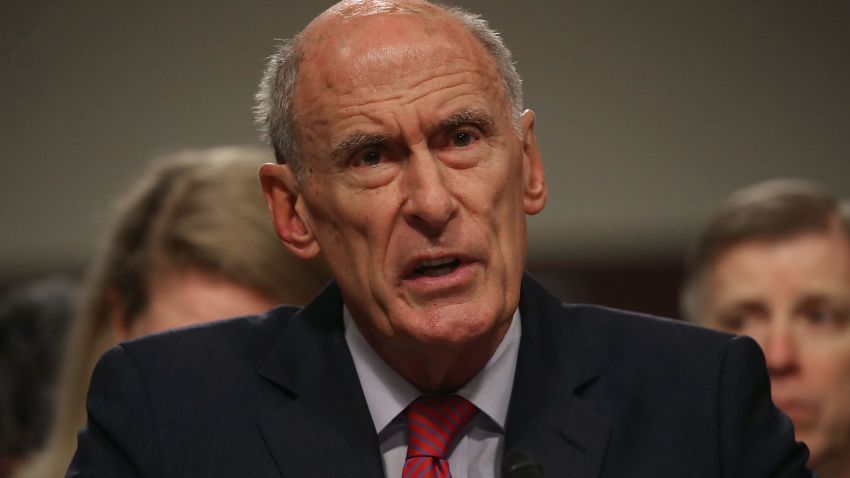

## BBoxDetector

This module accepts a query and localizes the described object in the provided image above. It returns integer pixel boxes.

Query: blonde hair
[15,145,329,478]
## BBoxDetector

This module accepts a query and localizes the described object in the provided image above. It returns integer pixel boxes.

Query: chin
[795,431,826,465]
[402,301,507,345]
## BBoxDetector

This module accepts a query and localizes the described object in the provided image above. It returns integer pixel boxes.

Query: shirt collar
[344,306,521,435]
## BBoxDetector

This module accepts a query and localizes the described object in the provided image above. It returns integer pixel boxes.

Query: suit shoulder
[521,274,734,355]
[566,303,732,342]
[558,303,740,370]
[119,304,301,369]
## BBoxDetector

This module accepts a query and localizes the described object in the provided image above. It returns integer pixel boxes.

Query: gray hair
[254,1,524,179]
[680,178,850,322]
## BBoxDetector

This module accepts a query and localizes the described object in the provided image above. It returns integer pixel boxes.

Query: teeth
[413,257,459,277]
[417,257,455,268]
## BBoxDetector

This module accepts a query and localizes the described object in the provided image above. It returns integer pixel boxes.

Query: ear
[519,109,547,215]
[259,163,321,260]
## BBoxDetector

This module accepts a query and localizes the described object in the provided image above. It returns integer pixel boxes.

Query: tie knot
[405,395,478,460]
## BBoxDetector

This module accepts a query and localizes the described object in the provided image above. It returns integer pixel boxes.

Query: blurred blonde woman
[15,146,329,478]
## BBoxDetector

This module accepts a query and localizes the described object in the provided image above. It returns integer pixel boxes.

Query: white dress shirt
[344,307,521,478]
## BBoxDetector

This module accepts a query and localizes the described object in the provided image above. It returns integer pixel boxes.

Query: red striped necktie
[402,395,478,478]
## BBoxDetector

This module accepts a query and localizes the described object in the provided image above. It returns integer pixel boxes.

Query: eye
[800,304,848,331]
[451,130,473,148]
[806,309,832,325]
[717,314,747,332]
[715,303,768,334]
[352,149,383,168]
[363,150,381,167]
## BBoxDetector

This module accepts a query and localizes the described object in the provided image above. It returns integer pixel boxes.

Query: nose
[400,148,456,236]
[760,321,799,379]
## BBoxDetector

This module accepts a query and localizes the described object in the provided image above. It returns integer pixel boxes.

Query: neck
[815,457,850,478]
[364,319,512,393]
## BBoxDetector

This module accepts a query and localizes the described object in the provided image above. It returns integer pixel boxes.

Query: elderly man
[69,1,812,477]
[682,179,850,478]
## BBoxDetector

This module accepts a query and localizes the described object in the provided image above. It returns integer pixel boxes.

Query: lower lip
[401,261,478,296]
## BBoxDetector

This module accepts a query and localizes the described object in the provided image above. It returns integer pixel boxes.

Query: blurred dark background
[2,0,848,318]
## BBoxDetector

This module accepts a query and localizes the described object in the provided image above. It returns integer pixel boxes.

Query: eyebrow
[438,108,496,133]
[795,294,850,311]
[720,300,768,316]
[330,132,388,163]
[328,108,497,163]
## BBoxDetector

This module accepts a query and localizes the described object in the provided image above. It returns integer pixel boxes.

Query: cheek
[126,315,152,338]
[314,192,398,279]
[819,361,850,430]
[484,165,528,247]
[802,341,850,394]
[455,162,528,279]
[128,310,174,338]
[454,154,522,219]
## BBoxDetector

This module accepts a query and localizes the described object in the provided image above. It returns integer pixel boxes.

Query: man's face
[699,225,850,468]
[265,12,545,361]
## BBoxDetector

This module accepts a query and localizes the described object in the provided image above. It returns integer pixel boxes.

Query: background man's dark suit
[68,275,809,477]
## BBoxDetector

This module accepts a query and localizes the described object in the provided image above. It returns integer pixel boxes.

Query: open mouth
[412,257,462,278]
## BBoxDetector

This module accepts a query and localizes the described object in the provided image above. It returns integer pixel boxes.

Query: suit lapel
[255,283,385,478]
[250,275,613,477]
[504,275,612,478]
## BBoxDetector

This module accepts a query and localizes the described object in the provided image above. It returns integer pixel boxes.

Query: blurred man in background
[682,179,850,478]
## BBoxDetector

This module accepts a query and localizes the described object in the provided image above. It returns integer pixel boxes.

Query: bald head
[312,0,437,27]
[254,0,523,178]
[299,2,486,91]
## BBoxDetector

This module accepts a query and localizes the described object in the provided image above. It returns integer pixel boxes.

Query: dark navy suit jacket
[68,274,812,477]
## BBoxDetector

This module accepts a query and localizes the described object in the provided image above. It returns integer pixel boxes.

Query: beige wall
[2,0,848,280]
